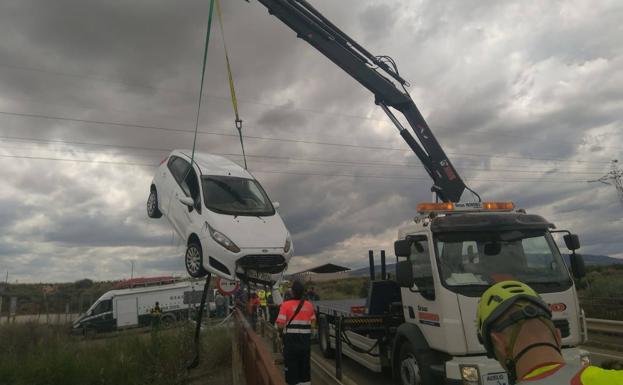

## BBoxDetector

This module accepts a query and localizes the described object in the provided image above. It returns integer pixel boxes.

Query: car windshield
[202,176,275,216]
[435,230,570,287]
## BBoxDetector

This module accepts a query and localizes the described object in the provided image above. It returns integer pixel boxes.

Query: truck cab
[392,201,589,385]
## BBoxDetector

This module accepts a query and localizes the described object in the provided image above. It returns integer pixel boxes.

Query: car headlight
[208,224,240,253]
[284,236,292,253]
[460,365,480,385]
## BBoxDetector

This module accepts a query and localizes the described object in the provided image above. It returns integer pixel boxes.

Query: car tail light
[159,156,168,166]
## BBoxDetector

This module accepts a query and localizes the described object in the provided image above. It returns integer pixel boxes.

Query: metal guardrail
[233,309,287,385]
[587,318,623,335]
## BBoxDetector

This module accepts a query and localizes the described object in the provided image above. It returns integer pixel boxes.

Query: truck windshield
[434,230,570,288]
[202,176,275,216]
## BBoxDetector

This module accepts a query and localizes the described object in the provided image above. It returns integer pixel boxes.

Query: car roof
[173,150,253,179]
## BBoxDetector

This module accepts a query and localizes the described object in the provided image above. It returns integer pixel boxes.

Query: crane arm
[251,0,468,202]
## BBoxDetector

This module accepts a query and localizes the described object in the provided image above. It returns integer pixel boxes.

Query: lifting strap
[187,273,212,370]
[215,0,248,169]
[189,0,216,171]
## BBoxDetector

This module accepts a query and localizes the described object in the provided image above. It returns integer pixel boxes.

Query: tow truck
[246,0,590,384]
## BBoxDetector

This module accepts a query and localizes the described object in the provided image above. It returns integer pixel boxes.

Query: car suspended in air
[147,150,293,284]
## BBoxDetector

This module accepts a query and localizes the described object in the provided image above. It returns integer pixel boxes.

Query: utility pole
[130,261,135,280]
[588,160,623,207]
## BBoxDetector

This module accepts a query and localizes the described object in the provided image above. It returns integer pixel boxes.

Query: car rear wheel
[147,189,163,218]
[185,242,208,278]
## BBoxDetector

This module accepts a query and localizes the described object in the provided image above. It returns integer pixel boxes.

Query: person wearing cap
[476,280,623,384]
[276,280,316,385]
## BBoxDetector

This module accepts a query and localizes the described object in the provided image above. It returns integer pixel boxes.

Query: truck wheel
[147,189,163,218]
[398,343,435,385]
[319,316,335,358]
[185,242,208,278]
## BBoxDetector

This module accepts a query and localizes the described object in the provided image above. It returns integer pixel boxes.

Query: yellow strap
[523,363,563,380]
[215,0,240,122]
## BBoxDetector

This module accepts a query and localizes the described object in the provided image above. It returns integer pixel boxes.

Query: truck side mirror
[394,240,412,257]
[396,260,414,288]
[563,234,580,251]
[570,253,586,279]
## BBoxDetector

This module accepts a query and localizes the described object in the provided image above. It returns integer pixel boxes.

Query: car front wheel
[147,189,163,218]
[185,242,208,278]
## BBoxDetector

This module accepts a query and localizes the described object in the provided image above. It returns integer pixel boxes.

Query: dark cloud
[0,0,621,281]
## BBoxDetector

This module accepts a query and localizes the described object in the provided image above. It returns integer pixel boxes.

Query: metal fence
[579,297,623,321]
[233,309,286,385]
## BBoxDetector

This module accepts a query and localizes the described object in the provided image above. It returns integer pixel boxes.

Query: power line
[0,134,608,175]
[2,62,621,153]
[588,159,623,207]
[0,153,595,184]
[0,110,613,165]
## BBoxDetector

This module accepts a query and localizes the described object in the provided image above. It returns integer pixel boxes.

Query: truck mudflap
[444,347,589,385]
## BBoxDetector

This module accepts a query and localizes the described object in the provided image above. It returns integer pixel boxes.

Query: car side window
[180,167,202,213]
[168,157,190,183]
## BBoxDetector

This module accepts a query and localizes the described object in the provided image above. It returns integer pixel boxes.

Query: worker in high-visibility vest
[276,280,316,385]
[258,289,268,321]
[476,281,623,385]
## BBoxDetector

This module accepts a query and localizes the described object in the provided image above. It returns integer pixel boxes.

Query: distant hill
[346,254,622,278]
[564,254,623,266]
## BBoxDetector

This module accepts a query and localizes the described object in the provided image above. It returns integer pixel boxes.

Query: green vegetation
[0,280,116,314]
[577,265,623,320]
[311,277,369,300]
[0,322,232,385]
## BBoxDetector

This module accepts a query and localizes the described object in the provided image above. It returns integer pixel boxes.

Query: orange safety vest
[520,363,623,384]
[276,299,316,334]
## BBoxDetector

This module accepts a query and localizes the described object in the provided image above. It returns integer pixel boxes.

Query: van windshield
[434,230,571,289]
[202,176,275,216]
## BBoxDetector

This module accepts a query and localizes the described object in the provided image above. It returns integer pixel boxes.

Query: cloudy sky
[0,0,621,283]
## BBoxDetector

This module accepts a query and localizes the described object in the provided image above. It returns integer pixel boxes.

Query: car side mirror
[179,196,195,207]
[273,202,280,210]
[570,253,586,279]
[394,240,412,257]
[396,260,414,288]
[563,234,580,251]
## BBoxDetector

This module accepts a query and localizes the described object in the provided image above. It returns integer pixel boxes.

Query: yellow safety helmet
[476,281,552,357]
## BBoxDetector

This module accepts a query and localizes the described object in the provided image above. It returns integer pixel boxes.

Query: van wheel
[185,242,208,278]
[161,314,176,327]
[398,343,435,385]
[147,189,163,218]
[84,326,97,339]
[319,316,335,358]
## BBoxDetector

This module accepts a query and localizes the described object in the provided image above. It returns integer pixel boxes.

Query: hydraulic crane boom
[250,0,469,202]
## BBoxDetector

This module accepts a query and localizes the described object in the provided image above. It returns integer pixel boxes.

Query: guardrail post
[335,316,343,381]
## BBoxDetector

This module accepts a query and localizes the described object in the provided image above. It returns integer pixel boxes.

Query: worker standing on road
[276,280,316,385]
[258,288,268,321]
[215,292,226,318]
[150,301,162,328]
[476,280,623,385]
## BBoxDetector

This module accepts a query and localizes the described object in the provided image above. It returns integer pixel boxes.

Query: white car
[147,150,293,283]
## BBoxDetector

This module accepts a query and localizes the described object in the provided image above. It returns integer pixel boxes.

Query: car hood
[206,212,288,249]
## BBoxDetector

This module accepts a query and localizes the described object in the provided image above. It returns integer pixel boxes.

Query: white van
[147,150,293,284]
[71,280,210,336]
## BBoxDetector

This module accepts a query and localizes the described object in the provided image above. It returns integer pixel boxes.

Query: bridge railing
[233,309,286,385]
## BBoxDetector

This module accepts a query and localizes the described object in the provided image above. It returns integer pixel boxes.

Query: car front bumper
[200,235,292,284]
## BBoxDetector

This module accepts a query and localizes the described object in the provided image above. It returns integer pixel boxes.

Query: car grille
[553,319,570,338]
[237,255,287,274]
